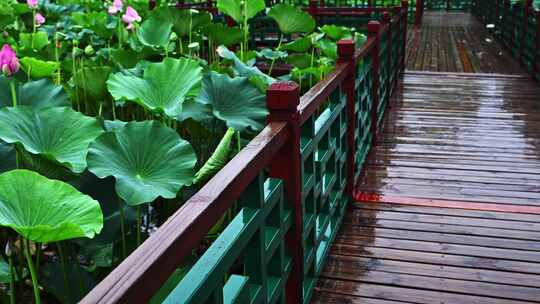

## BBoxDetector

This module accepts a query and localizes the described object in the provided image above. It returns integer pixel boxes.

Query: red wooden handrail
[82,4,408,303]
[80,123,289,303]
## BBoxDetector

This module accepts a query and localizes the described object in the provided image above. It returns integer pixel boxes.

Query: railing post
[308,0,319,26]
[337,40,356,197]
[402,1,409,73]
[383,12,393,91]
[368,21,381,143]
[266,82,303,304]
[415,0,423,26]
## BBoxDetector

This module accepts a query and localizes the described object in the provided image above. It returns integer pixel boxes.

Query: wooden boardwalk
[312,69,540,301]
[406,12,527,74]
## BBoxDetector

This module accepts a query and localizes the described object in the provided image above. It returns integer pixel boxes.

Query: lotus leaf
[217,0,265,23]
[0,169,103,242]
[268,4,316,34]
[0,106,103,173]
[0,76,70,108]
[198,72,268,132]
[87,121,197,206]
[107,58,202,118]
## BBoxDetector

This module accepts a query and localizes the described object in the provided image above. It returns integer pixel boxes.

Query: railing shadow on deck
[80,4,408,304]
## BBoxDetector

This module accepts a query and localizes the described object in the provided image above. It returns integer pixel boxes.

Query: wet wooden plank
[313,55,540,302]
[405,12,528,74]
[323,254,540,287]
[316,279,535,304]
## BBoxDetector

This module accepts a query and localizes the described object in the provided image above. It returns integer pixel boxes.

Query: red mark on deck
[354,192,540,214]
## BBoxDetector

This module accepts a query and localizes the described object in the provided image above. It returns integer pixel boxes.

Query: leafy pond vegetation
[0,0,366,302]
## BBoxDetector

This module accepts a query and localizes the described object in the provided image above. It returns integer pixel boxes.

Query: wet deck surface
[312,71,540,303]
[406,12,528,74]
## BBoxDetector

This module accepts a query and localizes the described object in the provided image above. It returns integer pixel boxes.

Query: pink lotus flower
[122,6,141,30]
[35,12,45,26]
[108,0,123,15]
[27,0,38,9]
[0,44,19,76]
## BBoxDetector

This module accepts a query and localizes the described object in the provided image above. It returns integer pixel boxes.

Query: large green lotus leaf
[151,8,212,37]
[268,4,315,34]
[257,48,288,60]
[217,0,265,23]
[281,37,312,53]
[0,107,103,173]
[285,53,312,69]
[20,57,59,78]
[216,46,274,86]
[107,58,202,118]
[175,99,213,123]
[87,121,197,206]
[110,49,144,69]
[0,169,103,243]
[74,66,112,101]
[320,25,352,41]
[316,39,337,59]
[0,76,70,108]
[137,17,173,48]
[198,72,268,132]
[71,11,112,39]
[19,32,49,51]
[205,24,243,47]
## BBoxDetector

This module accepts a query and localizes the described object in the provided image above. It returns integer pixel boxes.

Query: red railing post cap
[368,21,381,34]
[382,12,391,22]
[401,0,409,7]
[337,40,355,58]
[266,81,300,111]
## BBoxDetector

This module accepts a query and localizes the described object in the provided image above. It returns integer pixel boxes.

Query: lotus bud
[84,45,95,56]
[35,12,45,26]
[72,47,83,58]
[0,44,20,77]
[108,0,123,15]
[122,6,141,30]
[27,0,38,9]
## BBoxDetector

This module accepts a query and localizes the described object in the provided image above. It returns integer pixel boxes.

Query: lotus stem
[117,19,122,49]
[7,246,15,304]
[236,131,241,153]
[112,99,116,120]
[34,243,41,274]
[72,45,80,112]
[56,243,71,304]
[268,35,283,76]
[55,33,61,85]
[24,239,41,304]
[31,10,36,50]
[136,206,142,246]
[117,199,127,259]
[243,0,248,61]
[9,81,17,107]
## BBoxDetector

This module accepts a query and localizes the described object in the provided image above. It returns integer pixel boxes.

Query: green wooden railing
[80,4,407,304]
[472,0,540,80]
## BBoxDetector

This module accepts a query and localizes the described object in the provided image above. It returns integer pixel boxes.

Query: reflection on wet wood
[312,70,540,302]
[406,12,528,74]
